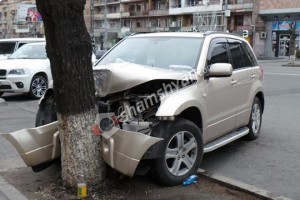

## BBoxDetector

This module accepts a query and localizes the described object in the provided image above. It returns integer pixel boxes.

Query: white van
[0,38,45,59]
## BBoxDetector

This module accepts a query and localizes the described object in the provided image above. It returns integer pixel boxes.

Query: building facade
[0,0,44,38]
[256,0,300,57]
[1,0,299,58]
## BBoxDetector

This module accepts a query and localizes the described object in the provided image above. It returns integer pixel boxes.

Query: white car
[0,42,51,99]
[0,38,45,59]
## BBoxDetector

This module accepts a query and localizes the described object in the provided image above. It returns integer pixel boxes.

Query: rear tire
[246,97,262,140]
[151,118,203,186]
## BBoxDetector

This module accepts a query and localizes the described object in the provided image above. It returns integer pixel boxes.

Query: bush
[296,50,300,58]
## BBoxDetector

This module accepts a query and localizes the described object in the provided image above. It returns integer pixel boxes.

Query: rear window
[0,42,16,54]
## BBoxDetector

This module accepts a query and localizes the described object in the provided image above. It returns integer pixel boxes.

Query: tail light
[259,66,264,80]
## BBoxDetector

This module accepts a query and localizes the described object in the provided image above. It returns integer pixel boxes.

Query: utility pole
[223,0,228,32]
[91,0,94,34]
[104,0,108,50]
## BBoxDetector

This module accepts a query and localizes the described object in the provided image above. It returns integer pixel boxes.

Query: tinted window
[0,42,16,54]
[18,43,27,48]
[228,39,253,69]
[243,41,258,66]
[207,38,229,66]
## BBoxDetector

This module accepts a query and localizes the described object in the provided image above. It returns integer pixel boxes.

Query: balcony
[15,25,30,33]
[149,27,169,32]
[107,13,121,19]
[227,0,253,11]
[169,0,222,15]
[130,27,151,32]
[149,9,168,16]
[94,0,120,6]
[94,14,104,20]
[120,0,142,3]
[93,27,121,36]
[228,0,253,4]
[94,13,120,20]
[121,12,130,17]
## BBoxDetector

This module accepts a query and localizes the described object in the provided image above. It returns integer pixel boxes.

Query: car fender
[155,84,205,119]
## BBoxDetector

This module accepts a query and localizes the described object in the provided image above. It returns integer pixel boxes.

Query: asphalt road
[201,60,300,199]
[0,95,38,172]
[0,60,299,199]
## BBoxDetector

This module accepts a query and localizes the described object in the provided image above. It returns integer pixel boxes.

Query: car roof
[130,32,206,38]
[0,38,45,42]
[129,31,244,40]
[23,42,46,46]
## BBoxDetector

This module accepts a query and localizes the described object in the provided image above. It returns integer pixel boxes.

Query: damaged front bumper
[0,121,60,167]
[1,122,162,177]
[101,127,162,176]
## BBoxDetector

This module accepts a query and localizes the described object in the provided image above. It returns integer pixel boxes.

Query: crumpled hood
[93,62,197,97]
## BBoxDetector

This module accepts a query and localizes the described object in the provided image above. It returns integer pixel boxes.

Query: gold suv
[2,32,264,186]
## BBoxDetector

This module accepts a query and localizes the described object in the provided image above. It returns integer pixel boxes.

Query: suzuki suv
[2,32,264,186]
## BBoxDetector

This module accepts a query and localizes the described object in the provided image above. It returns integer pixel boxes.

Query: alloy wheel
[251,103,261,134]
[165,131,198,177]
[31,76,47,98]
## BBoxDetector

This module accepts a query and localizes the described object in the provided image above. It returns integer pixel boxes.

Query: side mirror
[208,63,233,78]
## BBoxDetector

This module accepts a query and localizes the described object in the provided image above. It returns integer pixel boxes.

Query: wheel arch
[255,91,264,113]
[177,106,203,132]
[33,72,48,82]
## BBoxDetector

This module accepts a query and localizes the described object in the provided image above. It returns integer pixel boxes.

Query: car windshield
[97,37,203,71]
[9,43,47,59]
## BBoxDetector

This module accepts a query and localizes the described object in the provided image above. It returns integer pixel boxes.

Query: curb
[0,176,28,200]
[197,169,293,200]
[281,64,300,67]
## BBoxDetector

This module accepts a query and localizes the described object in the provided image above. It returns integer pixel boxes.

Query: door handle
[251,74,256,78]
[231,80,237,85]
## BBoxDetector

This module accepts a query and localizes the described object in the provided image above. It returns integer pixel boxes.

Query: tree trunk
[36,0,106,187]
[289,21,296,64]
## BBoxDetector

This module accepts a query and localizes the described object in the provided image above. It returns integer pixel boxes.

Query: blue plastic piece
[182,174,198,186]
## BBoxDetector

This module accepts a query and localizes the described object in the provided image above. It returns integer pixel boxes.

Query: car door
[204,38,236,142]
[227,39,257,128]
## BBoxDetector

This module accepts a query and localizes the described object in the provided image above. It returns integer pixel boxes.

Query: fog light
[15,82,24,88]
[99,118,114,132]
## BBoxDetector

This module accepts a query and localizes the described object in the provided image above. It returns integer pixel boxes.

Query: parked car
[0,42,50,99]
[2,32,264,186]
[0,38,45,59]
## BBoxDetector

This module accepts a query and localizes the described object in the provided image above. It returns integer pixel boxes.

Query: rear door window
[228,39,253,70]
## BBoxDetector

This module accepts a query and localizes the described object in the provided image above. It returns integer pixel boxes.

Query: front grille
[0,85,11,89]
[0,69,6,76]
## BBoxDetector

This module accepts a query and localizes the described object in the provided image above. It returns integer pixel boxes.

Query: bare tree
[289,21,296,64]
[36,0,106,187]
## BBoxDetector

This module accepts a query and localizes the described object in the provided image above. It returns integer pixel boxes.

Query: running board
[204,127,249,153]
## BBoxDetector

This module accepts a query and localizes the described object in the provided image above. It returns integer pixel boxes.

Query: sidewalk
[0,165,293,200]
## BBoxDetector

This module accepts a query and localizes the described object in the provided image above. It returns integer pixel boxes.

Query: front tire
[29,75,48,99]
[246,97,262,140]
[151,118,203,186]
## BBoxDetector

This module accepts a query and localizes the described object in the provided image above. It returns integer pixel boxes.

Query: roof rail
[203,30,243,38]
